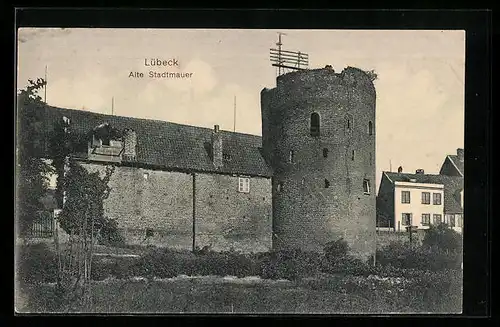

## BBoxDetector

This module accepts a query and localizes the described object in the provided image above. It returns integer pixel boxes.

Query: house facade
[377,169,463,234]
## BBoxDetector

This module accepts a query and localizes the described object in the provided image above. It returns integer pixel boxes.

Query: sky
[17,28,465,190]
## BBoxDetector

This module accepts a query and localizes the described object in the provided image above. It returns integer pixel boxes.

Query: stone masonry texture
[80,162,272,252]
[261,67,377,259]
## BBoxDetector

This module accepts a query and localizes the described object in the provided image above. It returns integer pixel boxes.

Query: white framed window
[363,179,371,194]
[421,213,431,225]
[238,177,250,193]
[143,172,149,180]
[402,213,412,226]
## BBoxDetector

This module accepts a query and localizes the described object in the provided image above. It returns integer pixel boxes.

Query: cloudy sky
[17,28,465,189]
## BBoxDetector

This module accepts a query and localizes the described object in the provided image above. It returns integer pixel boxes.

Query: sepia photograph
[15,27,465,314]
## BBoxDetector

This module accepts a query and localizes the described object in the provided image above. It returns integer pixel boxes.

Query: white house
[377,169,463,233]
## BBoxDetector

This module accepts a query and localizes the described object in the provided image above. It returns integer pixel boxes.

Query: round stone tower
[261,66,376,260]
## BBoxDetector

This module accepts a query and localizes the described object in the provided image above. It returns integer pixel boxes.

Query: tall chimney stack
[211,125,223,169]
[457,148,464,161]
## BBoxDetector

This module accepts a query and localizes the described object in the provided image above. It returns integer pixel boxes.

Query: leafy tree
[16,78,54,236]
[49,117,72,208]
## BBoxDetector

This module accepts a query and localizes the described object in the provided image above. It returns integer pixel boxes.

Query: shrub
[131,248,192,278]
[324,238,349,264]
[376,240,462,271]
[422,223,463,253]
[258,249,322,280]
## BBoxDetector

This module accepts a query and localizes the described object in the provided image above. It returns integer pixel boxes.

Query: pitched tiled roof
[447,155,464,176]
[33,105,273,177]
[384,172,463,214]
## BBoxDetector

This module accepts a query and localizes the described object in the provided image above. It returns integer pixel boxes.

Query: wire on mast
[276,32,286,76]
[44,65,47,103]
[233,95,236,133]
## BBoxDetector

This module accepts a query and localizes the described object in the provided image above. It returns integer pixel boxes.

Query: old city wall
[79,162,272,252]
[80,162,194,249]
[261,67,376,259]
[194,174,272,253]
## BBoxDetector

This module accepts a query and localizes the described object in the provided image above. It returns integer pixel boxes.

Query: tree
[16,78,54,237]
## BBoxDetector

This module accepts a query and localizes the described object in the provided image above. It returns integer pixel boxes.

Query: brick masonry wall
[262,67,376,260]
[79,162,273,252]
[194,173,272,253]
[80,162,194,250]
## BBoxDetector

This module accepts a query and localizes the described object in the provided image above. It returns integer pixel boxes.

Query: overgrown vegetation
[16,78,54,237]
[17,226,463,284]
[16,228,463,312]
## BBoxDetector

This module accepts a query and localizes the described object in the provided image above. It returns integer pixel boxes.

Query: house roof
[32,105,273,178]
[384,172,463,214]
[447,155,464,176]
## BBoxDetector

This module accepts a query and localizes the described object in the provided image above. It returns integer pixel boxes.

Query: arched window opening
[324,179,330,188]
[323,148,329,158]
[351,150,355,161]
[310,112,320,137]
[368,121,373,136]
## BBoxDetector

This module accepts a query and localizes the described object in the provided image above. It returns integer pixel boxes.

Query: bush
[422,223,463,253]
[324,238,349,264]
[376,240,462,271]
[258,249,322,280]
[16,243,58,285]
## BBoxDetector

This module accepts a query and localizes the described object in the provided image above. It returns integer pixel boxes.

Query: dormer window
[89,123,124,158]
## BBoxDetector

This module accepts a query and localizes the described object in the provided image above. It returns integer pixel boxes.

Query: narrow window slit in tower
[323,148,328,158]
[324,179,330,188]
[352,150,355,161]
[310,112,320,137]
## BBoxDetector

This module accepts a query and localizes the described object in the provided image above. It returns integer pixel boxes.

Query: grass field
[16,273,462,314]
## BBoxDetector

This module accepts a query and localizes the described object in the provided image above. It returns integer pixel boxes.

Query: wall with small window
[195,173,272,253]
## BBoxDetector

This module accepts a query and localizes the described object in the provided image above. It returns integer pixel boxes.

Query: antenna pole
[276,32,286,76]
[44,65,47,103]
[233,95,236,133]
[390,160,392,172]
[112,97,114,115]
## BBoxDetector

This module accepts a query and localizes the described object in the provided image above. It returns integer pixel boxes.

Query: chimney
[122,128,137,161]
[211,125,223,169]
[397,166,403,173]
[416,169,424,174]
[457,148,464,161]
